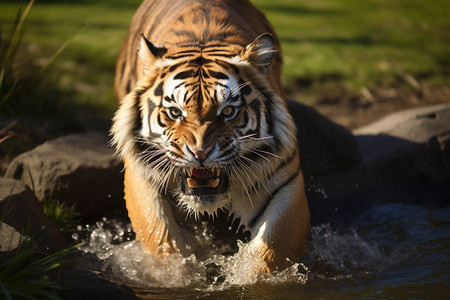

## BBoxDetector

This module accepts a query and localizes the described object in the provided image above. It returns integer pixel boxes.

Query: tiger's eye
[222,106,238,121]
[168,107,182,120]
[222,106,235,118]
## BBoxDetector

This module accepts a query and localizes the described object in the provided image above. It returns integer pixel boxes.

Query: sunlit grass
[254,0,449,89]
[0,0,140,115]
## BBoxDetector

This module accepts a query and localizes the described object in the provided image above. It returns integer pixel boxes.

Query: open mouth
[182,167,228,195]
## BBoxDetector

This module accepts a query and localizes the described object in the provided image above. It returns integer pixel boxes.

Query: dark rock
[5,132,126,219]
[354,103,450,183]
[354,103,450,162]
[0,178,67,253]
[288,100,362,176]
[306,104,450,226]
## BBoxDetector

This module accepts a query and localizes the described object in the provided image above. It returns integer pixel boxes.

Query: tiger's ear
[242,33,276,72]
[139,33,167,73]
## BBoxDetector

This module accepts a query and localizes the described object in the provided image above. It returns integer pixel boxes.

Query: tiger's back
[115,0,283,101]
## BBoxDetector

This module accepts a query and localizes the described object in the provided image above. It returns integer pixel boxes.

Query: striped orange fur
[111,0,310,272]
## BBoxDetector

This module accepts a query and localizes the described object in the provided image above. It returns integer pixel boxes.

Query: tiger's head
[112,33,297,217]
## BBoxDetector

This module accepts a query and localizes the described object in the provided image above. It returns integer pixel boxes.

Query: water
[74,203,450,299]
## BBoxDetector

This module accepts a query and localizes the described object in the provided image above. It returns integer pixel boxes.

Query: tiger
[111,0,310,273]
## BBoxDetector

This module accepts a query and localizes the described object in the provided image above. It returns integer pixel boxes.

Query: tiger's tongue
[187,168,219,189]
[191,168,214,179]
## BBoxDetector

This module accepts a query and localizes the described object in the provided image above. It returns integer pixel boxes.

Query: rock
[0,177,134,299]
[0,178,67,253]
[0,222,22,253]
[354,103,450,162]
[5,132,126,219]
[288,100,362,176]
[307,104,450,225]
[354,103,450,183]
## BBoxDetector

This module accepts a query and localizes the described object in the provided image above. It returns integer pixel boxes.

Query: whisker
[248,147,283,160]
[230,160,254,209]
[157,161,172,192]
[237,133,258,140]
[229,81,252,97]
[240,147,271,162]
[236,136,274,150]
[238,156,272,196]
[137,150,166,165]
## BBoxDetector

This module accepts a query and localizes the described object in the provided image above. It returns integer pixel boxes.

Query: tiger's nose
[187,145,212,161]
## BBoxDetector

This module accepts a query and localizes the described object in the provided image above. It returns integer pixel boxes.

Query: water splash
[75,218,308,292]
[74,206,419,293]
[305,223,413,279]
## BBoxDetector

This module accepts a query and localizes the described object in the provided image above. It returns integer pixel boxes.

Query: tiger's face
[145,63,244,209]
[113,34,295,216]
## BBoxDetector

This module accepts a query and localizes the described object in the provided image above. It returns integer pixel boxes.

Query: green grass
[0,0,448,110]
[42,197,81,237]
[0,240,81,300]
[255,0,449,89]
[0,0,34,113]
[0,0,140,116]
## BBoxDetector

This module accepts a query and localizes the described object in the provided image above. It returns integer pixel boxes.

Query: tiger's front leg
[246,173,310,273]
[123,161,195,257]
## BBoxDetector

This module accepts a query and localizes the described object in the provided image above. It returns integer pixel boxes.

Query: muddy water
[76,203,449,299]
